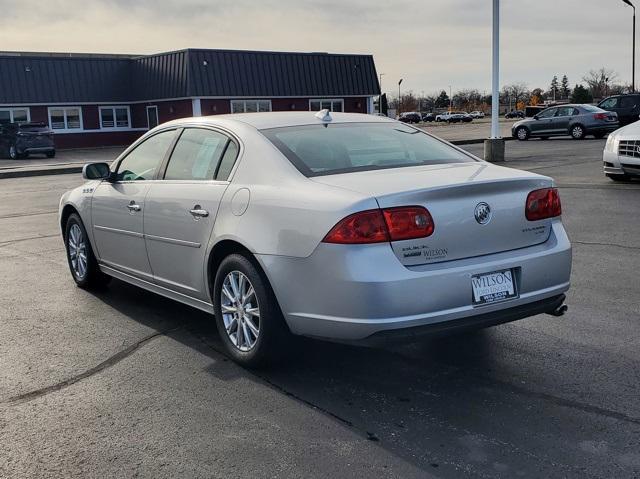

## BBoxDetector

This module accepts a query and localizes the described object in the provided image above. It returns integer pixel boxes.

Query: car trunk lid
[312,163,555,265]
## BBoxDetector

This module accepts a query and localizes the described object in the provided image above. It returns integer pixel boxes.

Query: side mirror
[82,162,111,180]
[533,114,539,120]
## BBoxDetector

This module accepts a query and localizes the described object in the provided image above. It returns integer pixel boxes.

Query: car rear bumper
[257,220,572,341]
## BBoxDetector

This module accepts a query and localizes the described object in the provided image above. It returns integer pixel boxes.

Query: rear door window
[619,96,639,108]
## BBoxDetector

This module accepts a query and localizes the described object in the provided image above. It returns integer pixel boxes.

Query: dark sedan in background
[0,122,55,159]
[511,104,618,140]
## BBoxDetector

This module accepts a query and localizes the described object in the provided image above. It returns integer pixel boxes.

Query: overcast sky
[0,0,635,96]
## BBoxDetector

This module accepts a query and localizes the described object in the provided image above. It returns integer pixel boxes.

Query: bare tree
[501,83,530,110]
[582,68,618,100]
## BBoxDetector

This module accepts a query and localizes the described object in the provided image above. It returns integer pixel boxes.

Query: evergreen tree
[570,84,593,103]
[561,75,570,99]
[435,90,450,108]
[550,76,559,100]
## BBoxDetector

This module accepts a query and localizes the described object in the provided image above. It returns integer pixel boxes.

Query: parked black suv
[398,112,422,124]
[597,94,640,126]
[0,122,55,159]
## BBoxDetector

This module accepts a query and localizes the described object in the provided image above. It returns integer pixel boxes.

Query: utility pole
[449,85,453,112]
[398,78,403,116]
[378,73,385,113]
[485,0,505,162]
[623,0,636,91]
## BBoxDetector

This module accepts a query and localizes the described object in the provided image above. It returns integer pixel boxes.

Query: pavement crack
[0,233,60,247]
[573,240,640,251]
[3,327,179,406]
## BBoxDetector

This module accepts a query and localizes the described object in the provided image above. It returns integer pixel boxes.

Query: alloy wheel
[220,270,260,352]
[68,223,87,279]
[517,128,528,140]
[572,126,584,139]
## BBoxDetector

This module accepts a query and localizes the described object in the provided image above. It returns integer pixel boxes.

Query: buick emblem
[474,202,492,225]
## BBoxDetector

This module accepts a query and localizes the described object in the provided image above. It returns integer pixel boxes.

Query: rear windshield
[19,123,49,132]
[581,104,603,113]
[261,122,475,177]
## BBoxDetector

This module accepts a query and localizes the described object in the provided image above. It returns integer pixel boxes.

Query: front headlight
[605,135,619,153]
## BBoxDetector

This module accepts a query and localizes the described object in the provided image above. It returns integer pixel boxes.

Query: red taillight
[323,206,434,244]
[525,188,561,221]
[383,206,434,241]
[594,113,608,120]
[322,209,389,244]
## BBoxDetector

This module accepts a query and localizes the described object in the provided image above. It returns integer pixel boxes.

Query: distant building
[0,49,380,149]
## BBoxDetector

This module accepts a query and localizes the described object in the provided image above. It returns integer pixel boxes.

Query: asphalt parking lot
[1,138,639,478]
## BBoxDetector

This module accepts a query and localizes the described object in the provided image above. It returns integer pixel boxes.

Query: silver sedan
[59,111,572,367]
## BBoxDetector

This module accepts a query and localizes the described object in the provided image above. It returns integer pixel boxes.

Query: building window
[309,99,344,112]
[99,106,131,129]
[0,108,30,125]
[230,100,271,113]
[48,107,82,131]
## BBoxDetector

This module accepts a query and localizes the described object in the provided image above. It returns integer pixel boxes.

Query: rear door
[143,127,239,300]
[552,106,577,134]
[618,96,640,124]
[91,129,177,280]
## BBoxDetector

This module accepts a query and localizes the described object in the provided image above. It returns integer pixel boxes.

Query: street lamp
[623,0,636,92]
[378,73,385,114]
[398,78,403,115]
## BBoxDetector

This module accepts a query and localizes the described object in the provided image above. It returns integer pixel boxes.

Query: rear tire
[570,124,585,140]
[64,213,111,289]
[515,126,530,141]
[213,253,289,368]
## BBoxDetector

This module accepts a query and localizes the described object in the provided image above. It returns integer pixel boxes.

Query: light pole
[378,73,385,113]
[623,0,636,92]
[398,78,403,115]
[484,0,505,162]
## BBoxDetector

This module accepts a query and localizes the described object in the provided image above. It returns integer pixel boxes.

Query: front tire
[64,213,111,289]
[606,173,631,182]
[213,254,289,368]
[515,126,530,141]
[570,124,585,140]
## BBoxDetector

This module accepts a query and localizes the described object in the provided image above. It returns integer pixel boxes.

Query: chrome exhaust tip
[548,304,568,317]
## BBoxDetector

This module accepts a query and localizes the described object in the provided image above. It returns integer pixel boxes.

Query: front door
[146,106,159,130]
[91,129,177,280]
[144,127,239,300]
[530,107,557,135]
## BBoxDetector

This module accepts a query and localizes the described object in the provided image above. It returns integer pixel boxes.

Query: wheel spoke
[245,306,260,318]
[244,315,259,337]
[229,272,240,298]
[222,285,235,302]
[242,285,255,304]
[242,322,252,346]
[221,304,237,313]
[225,317,237,333]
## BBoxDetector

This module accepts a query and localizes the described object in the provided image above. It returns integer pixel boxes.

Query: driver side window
[116,129,176,181]
[538,108,556,119]
[600,98,619,109]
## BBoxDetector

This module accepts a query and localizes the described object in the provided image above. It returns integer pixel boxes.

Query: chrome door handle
[127,202,141,212]
[189,205,209,218]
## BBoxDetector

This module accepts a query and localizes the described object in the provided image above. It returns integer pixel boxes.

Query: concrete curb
[0,137,516,179]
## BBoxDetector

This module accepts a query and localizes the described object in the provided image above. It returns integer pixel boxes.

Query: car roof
[163,112,395,131]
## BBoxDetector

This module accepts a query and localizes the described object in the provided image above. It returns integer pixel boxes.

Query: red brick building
[0,49,380,149]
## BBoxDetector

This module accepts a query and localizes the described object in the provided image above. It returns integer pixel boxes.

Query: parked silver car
[59,111,572,367]
[512,104,619,140]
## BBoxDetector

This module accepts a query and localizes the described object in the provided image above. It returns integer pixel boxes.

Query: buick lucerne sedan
[59,111,572,367]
